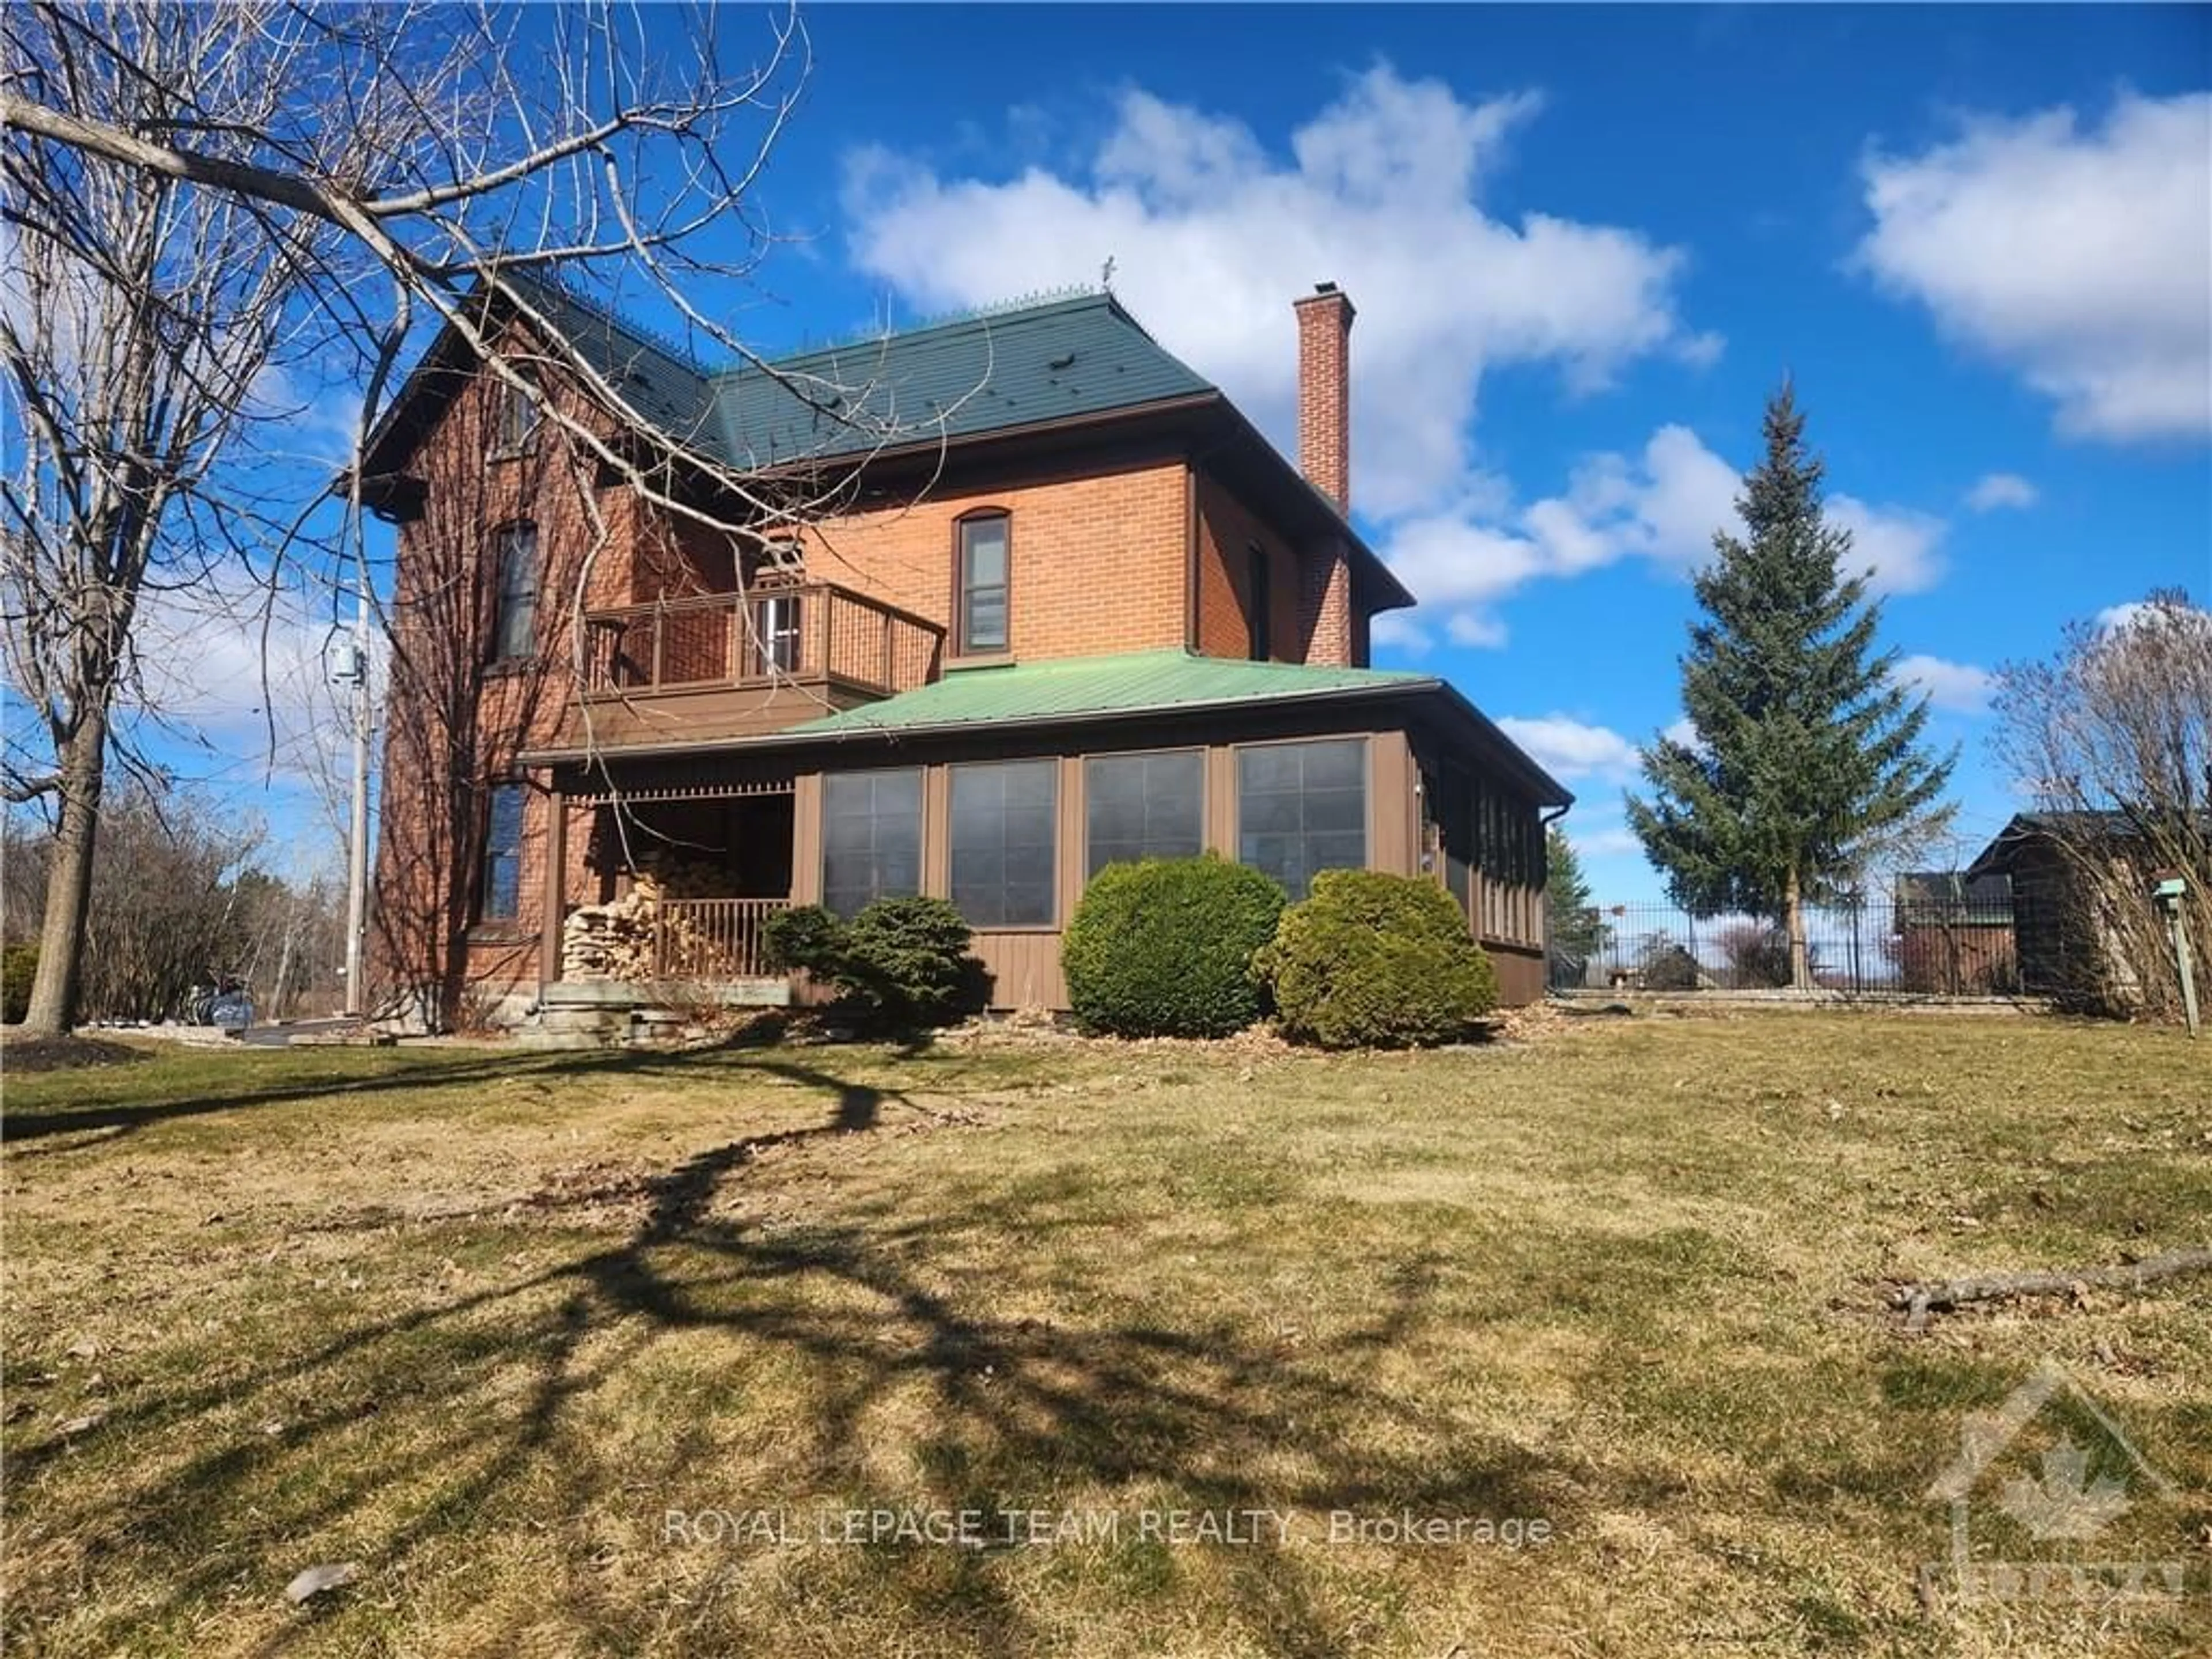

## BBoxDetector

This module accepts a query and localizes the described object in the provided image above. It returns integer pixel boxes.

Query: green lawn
[3,1014,2207,1656]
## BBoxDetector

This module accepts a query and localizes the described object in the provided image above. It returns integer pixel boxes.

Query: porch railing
[582,584,942,700]
[651,897,790,981]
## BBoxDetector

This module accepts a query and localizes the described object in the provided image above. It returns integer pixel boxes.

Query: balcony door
[752,591,804,677]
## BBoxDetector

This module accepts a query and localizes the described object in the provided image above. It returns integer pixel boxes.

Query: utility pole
[340,576,372,1018]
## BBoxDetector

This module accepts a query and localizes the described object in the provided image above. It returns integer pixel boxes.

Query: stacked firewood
[559,856,741,980]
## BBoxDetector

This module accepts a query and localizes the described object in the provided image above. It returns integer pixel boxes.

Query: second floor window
[493,524,537,661]
[1247,546,1272,661]
[956,512,1010,655]
[494,371,540,454]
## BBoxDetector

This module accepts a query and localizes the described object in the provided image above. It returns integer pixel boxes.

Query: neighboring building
[359,276,1570,1028]
[1964,812,2199,1005]
[1889,870,2018,994]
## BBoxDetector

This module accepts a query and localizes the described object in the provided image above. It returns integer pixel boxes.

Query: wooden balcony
[565,584,943,749]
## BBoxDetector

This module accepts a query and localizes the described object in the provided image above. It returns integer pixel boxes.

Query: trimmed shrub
[2,943,36,1025]
[1062,855,1287,1037]
[765,897,976,1029]
[841,896,975,1025]
[1255,870,1499,1049]
[763,904,844,977]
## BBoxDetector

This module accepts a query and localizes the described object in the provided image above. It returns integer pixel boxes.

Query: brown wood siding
[1368,729,1416,876]
[790,774,823,905]
[972,933,1067,1010]
[1487,943,1544,1008]
[551,681,872,751]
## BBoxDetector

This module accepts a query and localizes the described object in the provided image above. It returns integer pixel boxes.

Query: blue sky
[745,2,2210,899]
[103,4,2212,900]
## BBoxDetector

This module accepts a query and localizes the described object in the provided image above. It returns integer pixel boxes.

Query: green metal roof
[786,649,1431,736]
[499,275,1211,471]
[711,294,1213,468]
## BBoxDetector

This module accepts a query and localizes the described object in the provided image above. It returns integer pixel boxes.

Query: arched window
[955,510,1010,655]
[491,523,538,661]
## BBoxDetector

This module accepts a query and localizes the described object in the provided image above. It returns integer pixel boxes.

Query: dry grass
[2,1014,2207,1657]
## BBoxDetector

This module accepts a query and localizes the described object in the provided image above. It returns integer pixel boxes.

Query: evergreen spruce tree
[1626,382,1953,988]
[1543,824,1608,983]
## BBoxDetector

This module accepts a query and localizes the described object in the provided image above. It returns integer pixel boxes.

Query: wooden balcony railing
[652,897,789,980]
[582,584,942,701]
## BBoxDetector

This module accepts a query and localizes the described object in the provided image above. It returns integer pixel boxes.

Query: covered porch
[538,756,801,990]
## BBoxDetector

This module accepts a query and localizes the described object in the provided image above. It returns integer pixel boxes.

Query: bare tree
[1,2,934,1031]
[0,3,469,1031]
[1992,589,2212,1019]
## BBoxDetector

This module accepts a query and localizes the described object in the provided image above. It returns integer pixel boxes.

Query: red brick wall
[1298,543,1354,669]
[782,458,1190,662]
[370,337,652,1025]
[1193,471,1300,661]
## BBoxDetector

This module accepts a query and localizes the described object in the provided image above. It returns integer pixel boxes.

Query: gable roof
[1894,870,2014,919]
[1965,810,2212,878]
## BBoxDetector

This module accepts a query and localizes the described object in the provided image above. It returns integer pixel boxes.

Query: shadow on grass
[0,1035,919,1147]
[7,1054,1584,1656]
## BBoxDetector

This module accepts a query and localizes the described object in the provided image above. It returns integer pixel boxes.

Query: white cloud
[1494,715,1642,782]
[1368,611,1432,654]
[1444,611,1510,649]
[1896,652,1994,713]
[1830,494,1946,594]
[1572,824,1645,859]
[122,568,383,824]
[1964,471,2038,512]
[2096,597,2212,636]
[843,66,1710,517]
[1374,425,1944,641]
[1662,717,1700,749]
[1858,92,2212,442]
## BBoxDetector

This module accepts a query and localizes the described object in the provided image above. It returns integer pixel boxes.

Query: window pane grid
[1236,739,1366,902]
[957,516,1010,654]
[1085,751,1203,877]
[821,770,923,917]
[950,760,1056,927]
[494,525,537,660]
[481,783,525,921]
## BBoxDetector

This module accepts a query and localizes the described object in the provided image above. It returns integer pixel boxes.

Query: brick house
[358,276,1571,1029]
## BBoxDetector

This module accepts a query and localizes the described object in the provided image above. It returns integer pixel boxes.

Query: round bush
[1063,855,1286,1037]
[1255,870,1499,1049]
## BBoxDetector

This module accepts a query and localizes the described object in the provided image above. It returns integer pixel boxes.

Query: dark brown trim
[1246,541,1272,662]
[950,506,1012,659]
[539,784,566,986]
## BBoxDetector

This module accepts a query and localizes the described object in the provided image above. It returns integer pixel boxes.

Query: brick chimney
[1293,282,1354,512]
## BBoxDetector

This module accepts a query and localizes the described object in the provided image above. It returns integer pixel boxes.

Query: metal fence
[1554,888,2021,995]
